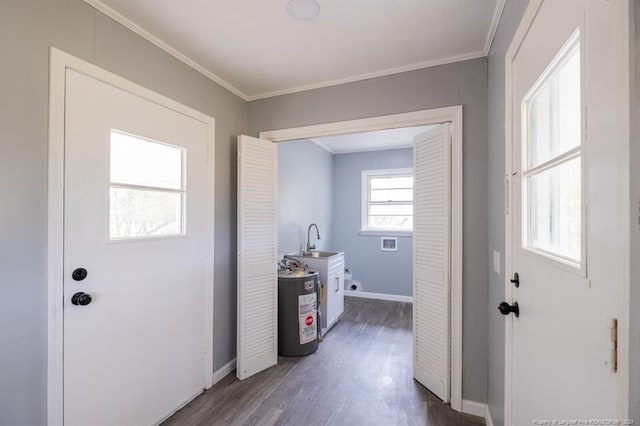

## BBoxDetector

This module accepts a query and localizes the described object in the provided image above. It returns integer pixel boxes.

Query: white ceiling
[88,0,505,100]
[306,125,437,154]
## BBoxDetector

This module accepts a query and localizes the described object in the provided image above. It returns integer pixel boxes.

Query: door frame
[259,106,463,411]
[46,48,216,425]
[503,1,631,423]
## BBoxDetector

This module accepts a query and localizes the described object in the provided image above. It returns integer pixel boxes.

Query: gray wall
[629,1,640,422]
[486,1,531,425]
[278,140,333,255]
[0,1,246,424]
[331,149,413,297]
[249,57,489,403]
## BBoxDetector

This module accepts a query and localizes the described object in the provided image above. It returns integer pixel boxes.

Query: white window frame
[521,29,586,274]
[360,168,414,235]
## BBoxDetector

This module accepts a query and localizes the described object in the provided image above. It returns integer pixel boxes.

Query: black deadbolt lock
[72,268,88,281]
[71,292,92,306]
[498,301,519,317]
[510,272,520,288]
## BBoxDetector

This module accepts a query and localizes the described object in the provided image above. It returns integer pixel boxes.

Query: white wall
[331,149,413,297]
[278,139,333,255]
[279,142,413,296]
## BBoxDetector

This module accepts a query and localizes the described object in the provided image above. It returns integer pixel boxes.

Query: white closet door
[237,135,278,380]
[412,124,451,402]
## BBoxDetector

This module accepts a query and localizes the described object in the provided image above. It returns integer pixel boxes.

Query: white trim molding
[83,0,247,100]
[259,105,464,412]
[47,47,216,425]
[212,358,237,385]
[308,138,335,154]
[485,408,495,426]
[260,107,460,142]
[344,290,413,303]
[83,0,505,101]
[484,0,507,54]
[461,399,488,418]
[248,51,487,101]
[461,400,494,426]
[503,3,545,424]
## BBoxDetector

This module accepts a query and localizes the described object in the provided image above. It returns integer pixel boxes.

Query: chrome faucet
[307,223,321,252]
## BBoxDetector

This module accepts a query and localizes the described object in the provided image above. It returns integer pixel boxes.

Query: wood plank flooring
[163,297,484,426]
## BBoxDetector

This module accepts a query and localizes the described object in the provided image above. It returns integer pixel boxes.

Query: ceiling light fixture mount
[287,0,320,20]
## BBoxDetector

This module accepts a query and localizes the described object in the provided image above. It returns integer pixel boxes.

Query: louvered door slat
[237,135,278,380]
[413,124,451,402]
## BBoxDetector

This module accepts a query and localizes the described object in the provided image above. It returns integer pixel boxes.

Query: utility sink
[296,250,339,258]
[288,251,345,332]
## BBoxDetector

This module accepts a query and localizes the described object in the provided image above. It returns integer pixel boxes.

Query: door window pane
[110,131,183,190]
[528,45,580,167]
[109,131,185,241]
[528,157,581,262]
[523,33,582,267]
[109,188,183,239]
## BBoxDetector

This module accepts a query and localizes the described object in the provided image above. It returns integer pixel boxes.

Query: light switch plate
[493,250,501,274]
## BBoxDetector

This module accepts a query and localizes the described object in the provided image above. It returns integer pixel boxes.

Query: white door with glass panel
[64,69,212,425]
[509,0,625,422]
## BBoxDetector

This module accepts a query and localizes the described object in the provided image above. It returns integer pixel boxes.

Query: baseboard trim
[485,406,494,426]
[344,290,413,303]
[212,357,236,386]
[461,399,493,425]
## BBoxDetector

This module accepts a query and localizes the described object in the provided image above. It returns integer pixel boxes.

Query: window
[361,168,413,232]
[109,130,185,240]
[522,32,582,266]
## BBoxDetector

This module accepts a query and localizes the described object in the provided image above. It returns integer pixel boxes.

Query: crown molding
[84,0,505,102]
[83,0,250,101]
[245,50,487,101]
[483,0,507,55]
[308,138,335,154]
[310,138,415,155]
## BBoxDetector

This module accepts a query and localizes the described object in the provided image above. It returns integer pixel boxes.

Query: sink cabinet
[290,252,344,332]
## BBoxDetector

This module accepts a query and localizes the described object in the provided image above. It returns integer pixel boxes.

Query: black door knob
[71,292,92,306]
[498,301,519,317]
[72,268,88,281]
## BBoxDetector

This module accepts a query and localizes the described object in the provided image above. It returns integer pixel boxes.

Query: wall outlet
[344,266,351,274]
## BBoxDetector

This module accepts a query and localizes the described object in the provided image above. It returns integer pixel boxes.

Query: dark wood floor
[163,297,484,426]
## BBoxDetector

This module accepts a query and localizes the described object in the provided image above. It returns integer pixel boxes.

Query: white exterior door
[236,135,278,380]
[413,124,451,402]
[63,69,212,425]
[509,0,626,422]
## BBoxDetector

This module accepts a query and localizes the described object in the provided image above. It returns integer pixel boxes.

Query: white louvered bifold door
[412,124,451,402]
[237,135,278,380]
